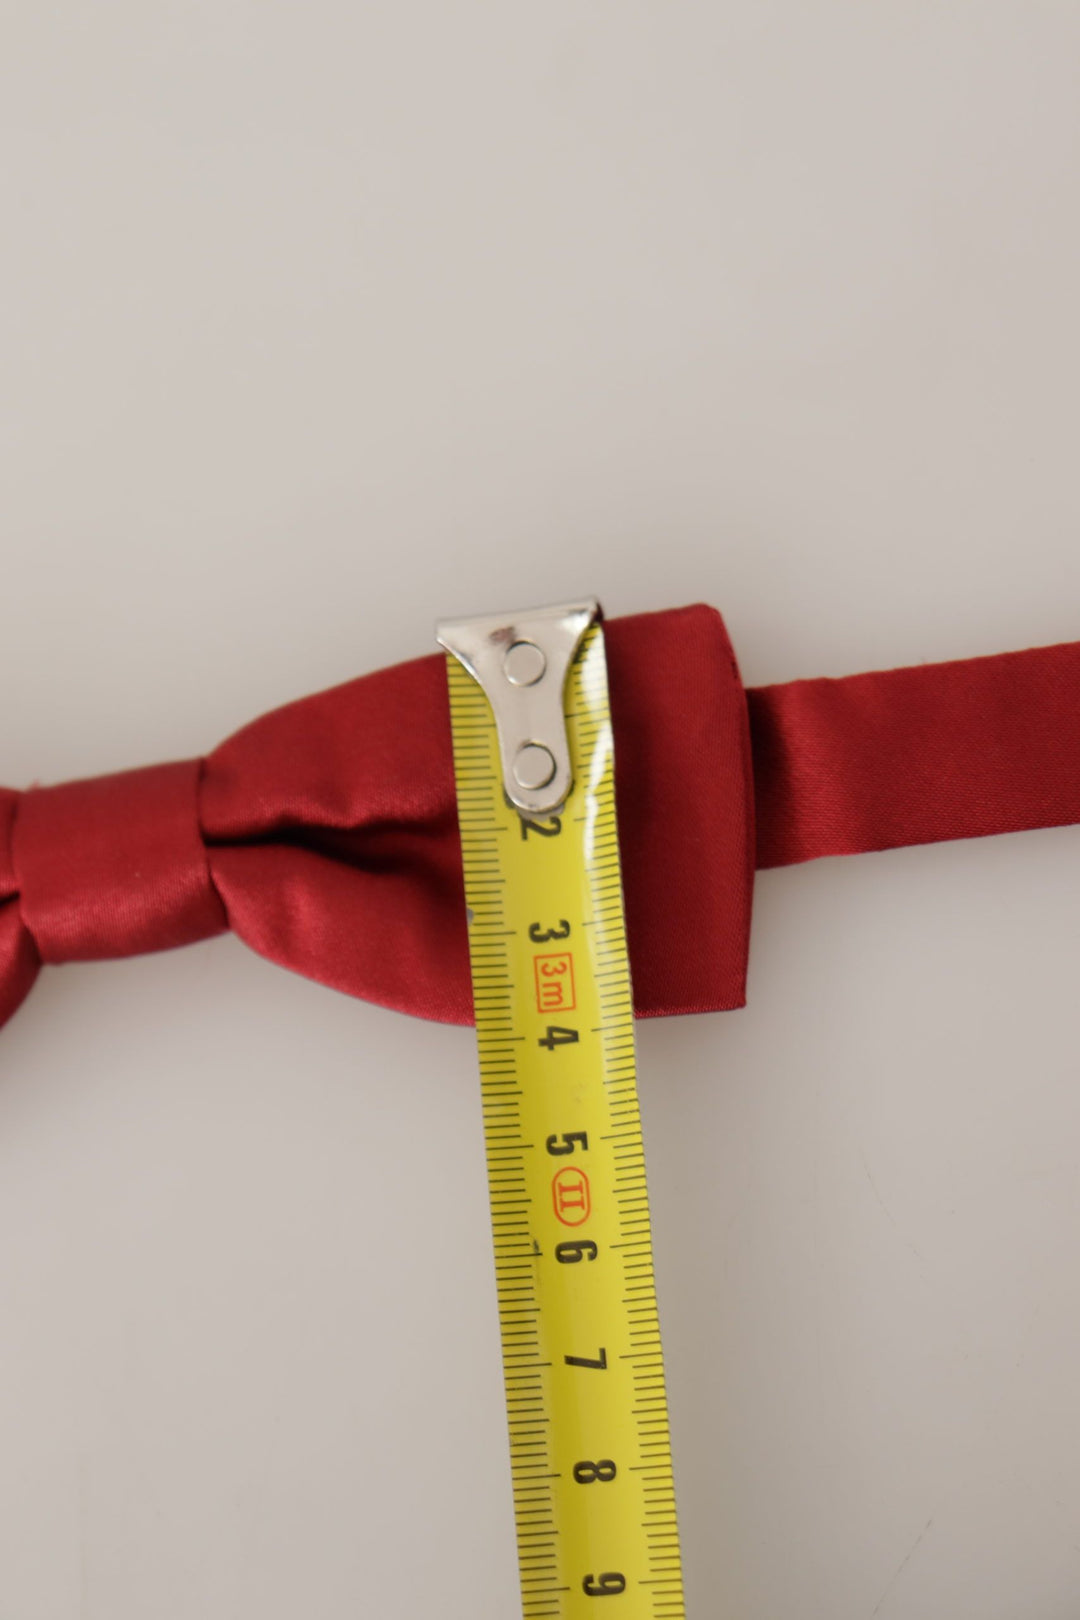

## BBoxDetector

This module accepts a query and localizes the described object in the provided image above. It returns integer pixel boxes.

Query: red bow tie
[2,604,1079,1034]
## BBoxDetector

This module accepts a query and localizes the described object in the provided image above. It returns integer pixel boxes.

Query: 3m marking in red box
[534,952,576,1013]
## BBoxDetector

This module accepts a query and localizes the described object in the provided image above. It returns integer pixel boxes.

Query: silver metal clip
[437,598,600,817]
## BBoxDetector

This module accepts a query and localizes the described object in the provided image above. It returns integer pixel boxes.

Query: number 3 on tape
[439,600,686,1619]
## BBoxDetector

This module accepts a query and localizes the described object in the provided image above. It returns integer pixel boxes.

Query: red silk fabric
[748,639,1080,867]
[1,605,1078,1035]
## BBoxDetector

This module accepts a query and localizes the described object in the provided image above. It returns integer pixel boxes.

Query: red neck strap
[751,636,1080,869]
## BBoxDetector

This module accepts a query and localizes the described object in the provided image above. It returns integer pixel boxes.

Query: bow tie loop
[0,607,756,1035]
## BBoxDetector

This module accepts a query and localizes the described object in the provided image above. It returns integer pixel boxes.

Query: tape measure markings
[446,622,685,1619]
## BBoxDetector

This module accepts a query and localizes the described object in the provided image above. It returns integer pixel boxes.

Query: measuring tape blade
[441,605,686,1620]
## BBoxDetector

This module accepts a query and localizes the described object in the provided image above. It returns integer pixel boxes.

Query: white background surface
[2,6,1080,1617]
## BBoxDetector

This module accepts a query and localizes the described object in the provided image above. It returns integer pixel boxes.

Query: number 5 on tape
[438,599,686,1619]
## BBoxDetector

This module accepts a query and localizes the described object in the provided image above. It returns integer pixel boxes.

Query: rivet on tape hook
[437,598,600,817]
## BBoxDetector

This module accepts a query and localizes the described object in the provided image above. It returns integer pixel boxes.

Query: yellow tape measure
[441,602,685,1620]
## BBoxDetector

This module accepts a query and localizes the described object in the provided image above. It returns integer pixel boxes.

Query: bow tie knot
[11,760,227,967]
